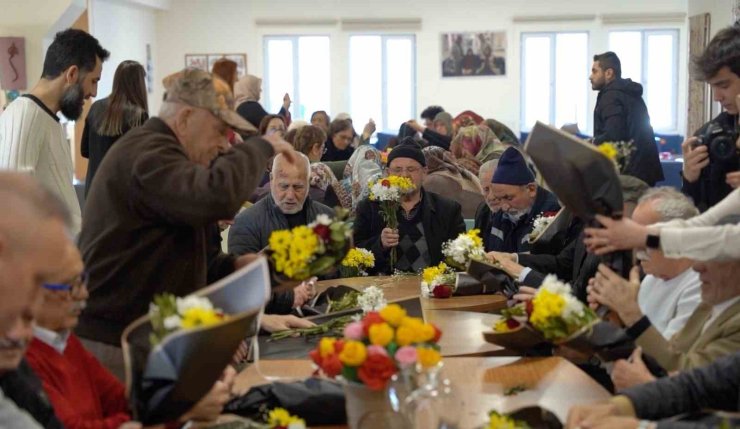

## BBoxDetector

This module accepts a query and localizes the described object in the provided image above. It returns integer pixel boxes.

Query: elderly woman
[292,125,350,206]
[234,74,291,129]
[321,118,356,162]
[450,124,508,176]
[422,146,484,218]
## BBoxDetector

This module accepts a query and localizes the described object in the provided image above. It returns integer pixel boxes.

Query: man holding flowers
[354,139,465,274]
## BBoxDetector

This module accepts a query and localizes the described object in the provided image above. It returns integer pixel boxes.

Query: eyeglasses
[43,272,88,295]
[388,167,422,175]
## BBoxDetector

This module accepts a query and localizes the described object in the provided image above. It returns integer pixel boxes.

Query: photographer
[682,24,740,212]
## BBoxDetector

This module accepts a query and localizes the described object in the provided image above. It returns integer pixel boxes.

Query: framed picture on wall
[224,54,247,77]
[184,54,208,71]
[441,31,506,77]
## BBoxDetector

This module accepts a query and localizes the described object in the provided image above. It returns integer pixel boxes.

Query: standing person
[81,60,148,195]
[590,51,663,186]
[211,58,238,92]
[76,69,297,379]
[0,29,110,235]
[234,74,291,129]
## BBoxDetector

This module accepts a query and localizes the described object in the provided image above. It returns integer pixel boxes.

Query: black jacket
[0,360,64,429]
[354,190,466,275]
[483,187,560,253]
[593,78,663,186]
[422,128,451,151]
[235,101,288,129]
[682,112,739,212]
[321,137,354,162]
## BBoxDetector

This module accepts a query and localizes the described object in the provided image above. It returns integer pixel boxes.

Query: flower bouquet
[267,212,352,284]
[148,294,228,346]
[597,140,635,174]
[421,262,457,298]
[441,229,486,271]
[527,213,558,243]
[486,410,531,429]
[339,247,375,278]
[368,176,416,272]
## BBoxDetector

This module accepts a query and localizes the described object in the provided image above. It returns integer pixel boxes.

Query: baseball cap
[162,68,257,133]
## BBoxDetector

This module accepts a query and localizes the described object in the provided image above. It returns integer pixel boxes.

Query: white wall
[154,0,689,134]
[688,0,735,36]
[89,0,159,107]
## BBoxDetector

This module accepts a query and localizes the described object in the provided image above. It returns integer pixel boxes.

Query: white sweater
[0,96,81,234]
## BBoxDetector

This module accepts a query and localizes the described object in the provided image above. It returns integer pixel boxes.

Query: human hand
[261,314,315,333]
[362,119,377,140]
[262,132,297,164]
[612,347,656,391]
[583,215,649,255]
[486,251,516,263]
[497,257,525,278]
[726,171,740,189]
[292,277,317,308]
[117,422,142,429]
[283,93,292,109]
[381,227,400,249]
[405,119,424,133]
[589,265,641,325]
[512,285,538,302]
[566,402,621,429]
[681,137,709,183]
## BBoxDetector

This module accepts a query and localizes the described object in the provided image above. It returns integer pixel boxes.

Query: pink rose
[395,346,418,366]
[343,321,364,340]
[367,345,389,357]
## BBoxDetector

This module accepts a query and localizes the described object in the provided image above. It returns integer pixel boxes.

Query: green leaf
[342,366,359,382]
[310,256,336,274]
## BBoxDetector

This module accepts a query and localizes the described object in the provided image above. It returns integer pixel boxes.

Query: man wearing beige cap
[76,69,298,378]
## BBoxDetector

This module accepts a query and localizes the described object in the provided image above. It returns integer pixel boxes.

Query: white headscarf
[234,74,262,105]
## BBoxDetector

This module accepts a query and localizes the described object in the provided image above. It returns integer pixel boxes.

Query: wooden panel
[687,13,711,137]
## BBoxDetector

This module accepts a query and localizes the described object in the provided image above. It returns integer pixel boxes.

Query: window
[521,32,590,133]
[263,36,330,121]
[608,29,679,132]
[349,35,416,132]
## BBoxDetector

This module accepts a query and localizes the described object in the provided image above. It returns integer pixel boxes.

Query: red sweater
[25,334,131,429]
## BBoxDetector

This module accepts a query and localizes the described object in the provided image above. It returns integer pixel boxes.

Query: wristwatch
[646,234,661,249]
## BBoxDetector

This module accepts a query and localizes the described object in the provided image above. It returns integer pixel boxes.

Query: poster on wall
[0,37,27,90]
[441,32,506,77]
[185,54,247,77]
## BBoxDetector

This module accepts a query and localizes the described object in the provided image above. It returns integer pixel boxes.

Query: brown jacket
[76,117,273,345]
[637,299,740,372]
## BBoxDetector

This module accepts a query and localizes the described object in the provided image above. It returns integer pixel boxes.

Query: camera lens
[710,135,736,162]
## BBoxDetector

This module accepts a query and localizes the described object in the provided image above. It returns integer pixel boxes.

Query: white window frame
[608,28,680,133]
[262,34,331,119]
[348,33,416,132]
[520,31,590,133]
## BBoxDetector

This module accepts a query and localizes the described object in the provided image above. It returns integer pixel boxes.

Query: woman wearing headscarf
[422,146,484,218]
[234,74,291,129]
[483,118,520,147]
[450,124,508,176]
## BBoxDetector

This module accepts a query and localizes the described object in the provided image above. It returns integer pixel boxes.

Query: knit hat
[492,147,534,185]
[387,138,426,167]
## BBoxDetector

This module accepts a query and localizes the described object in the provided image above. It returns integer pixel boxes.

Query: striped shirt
[0,96,81,234]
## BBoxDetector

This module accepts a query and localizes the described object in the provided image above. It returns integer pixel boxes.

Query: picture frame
[184,53,248,77]
[441,31,507,78]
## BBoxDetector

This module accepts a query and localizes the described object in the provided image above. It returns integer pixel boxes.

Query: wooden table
[234,356,611,429]
[426,310,511,357]
[317,276,507,314]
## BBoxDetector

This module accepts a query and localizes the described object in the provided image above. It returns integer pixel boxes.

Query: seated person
[588,188,702,341]
[592,256,740,391]
[483,118,520,147]
[292,125,348,205]
[483,147,560,253]
[490,175,648,302]
[406,111,454,151]
[26,243,234,429]
[474,159,500,238]
[354,140,465,274]
[421,146,483,218]
[450,124,506,175]
[0,312,63,429]
[567,351,740,429]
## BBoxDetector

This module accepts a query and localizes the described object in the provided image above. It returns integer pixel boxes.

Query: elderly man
[0,29,109,235]
[354,140,465,274]
[483,147,559,253]
[229,152,334,254]
[0,173,76,428]
[76,69,299,379]
[474,158,500,235]
[26,242,233,429]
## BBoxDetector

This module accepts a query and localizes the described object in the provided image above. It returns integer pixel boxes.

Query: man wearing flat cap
[354,139,466,274]
[76,69,298,378]
[483,147,560,253]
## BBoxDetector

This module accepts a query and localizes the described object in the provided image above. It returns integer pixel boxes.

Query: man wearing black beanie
[354,140,466,274]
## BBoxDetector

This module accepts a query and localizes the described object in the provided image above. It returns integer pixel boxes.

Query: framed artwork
[184,54,208,71]
[185,54,247,77]
[224,54,247,77]
[0,37,27,90]
[441,32,506,77]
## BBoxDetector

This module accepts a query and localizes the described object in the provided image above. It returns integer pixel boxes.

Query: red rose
[358,353,396,390]
[432,284,453,299]
[506,319,521,330]
[381,179,391,187]
[362,312,385,336]
[313,224,331,242]
[309,349,343,378]
[432,324,443,343]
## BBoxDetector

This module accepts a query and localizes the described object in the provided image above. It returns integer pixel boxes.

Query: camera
[695,122,739,163]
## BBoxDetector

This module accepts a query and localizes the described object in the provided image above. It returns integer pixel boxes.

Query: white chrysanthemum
[562,294,585,319]
[539,275,572,296]
[314,214,332,226]
[163,315,182,330]
[529,214,556,242]
[357,286,387,313]
[176,295,213,315]
[420,281,432,298]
